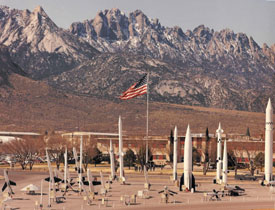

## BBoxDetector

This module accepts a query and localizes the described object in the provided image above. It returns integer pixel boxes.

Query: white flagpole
[146,73,149,163]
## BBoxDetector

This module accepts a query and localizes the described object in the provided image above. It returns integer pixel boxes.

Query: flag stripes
[119,74,148,100]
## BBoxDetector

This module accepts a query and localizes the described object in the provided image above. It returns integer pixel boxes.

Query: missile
[110,139,116,180]
[119,116,124,179]
[265,98,273,183]
[216,122,224,182]
[78,135,83,192]
[222,140,228,185]
[100,171,105,189]
[64,147,67,191]
[2,169,16,196]
[45,149,56,207]
[184,125,192,190]
[73,147,79,172]
[87,169,94,193]
[173,126,178,181]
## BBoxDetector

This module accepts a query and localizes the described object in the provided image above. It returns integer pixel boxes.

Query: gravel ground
[0,168,274,210]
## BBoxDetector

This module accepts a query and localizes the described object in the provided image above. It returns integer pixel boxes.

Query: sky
[0,0,274,46]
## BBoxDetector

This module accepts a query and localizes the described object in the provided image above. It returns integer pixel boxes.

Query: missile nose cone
[186,124,190,134]
[266,98,273,111]
[174,126,178,138]
[216,122,224,134]
[185,124,191,139]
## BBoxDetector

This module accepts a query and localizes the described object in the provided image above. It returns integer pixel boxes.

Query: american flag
[119,74,148,100]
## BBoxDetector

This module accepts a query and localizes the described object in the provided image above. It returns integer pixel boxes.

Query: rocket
[119,116,124,179]
[110,139,116,180]
[100,171,105,189]
[64,147,67,192]
[2,169,16,196]
[173,126,178,181]
[87,169,94,193]
[265,98,273,183]
[184,125,192,190]
[45,149,56,207]
[216,122,223,182]
[79,135,83,192]
[222,140,228,185]
[73,147,79,172]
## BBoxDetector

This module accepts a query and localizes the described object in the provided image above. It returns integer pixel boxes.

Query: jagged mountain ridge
[0,5,98,79]
[70,8,275,66]
[67,8,275,111]
[49,52,274,112]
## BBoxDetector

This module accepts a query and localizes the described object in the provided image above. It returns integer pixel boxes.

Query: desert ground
[0,165,275,210]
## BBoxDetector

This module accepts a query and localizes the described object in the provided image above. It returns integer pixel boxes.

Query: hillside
[49,52,274,112]
[0,73,269,137]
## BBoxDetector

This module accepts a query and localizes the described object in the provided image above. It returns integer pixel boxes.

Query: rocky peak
[0,6,9,19]
[248,36,260,52]
[69,8,275,67]
[129,10,150,32]
[262,43,275,64]
[0,5,98,79]
[218,28,236,42]
[105,8,129,40]
[33,5,46,16]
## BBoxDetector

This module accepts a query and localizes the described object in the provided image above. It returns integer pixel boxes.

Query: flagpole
[146,72,149,163]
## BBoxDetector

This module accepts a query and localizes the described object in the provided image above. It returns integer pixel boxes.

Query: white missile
[79,136,83,192]
[64,147,67,192]
[184,125,192,190]
[216,122,224,182]
[73,147,79,171]
[2,169,16,196]
[100,171,106,189]
[110,140,116,180]
[119,116,124,179]
[222,140,228,185]
[46,149,56,206]
[173,126,178,181]
[87,169,94,193]
[265,98,273,183]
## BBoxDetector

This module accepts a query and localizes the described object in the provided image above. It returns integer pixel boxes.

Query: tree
[90,147,102,167]
[228,142,248,176]
[254,152,264,172]
[169,129,173,162]
[46,134,67,170]
[124,149,136,169]
[246,127,251,137]
[255,152,264,169]
[192,147,201,164]
[136,145,152,170]
[228,150,238,175]
[2,136,45,170]
[203,127,210,175]
[237,142,258,176]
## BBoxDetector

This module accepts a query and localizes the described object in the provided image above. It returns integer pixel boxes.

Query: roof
[0,131,41,136]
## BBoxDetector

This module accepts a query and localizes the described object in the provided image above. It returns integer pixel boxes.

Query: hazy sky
[0,0,274,46]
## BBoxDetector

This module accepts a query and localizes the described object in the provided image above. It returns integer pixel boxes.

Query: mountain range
[0,6,275,112]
